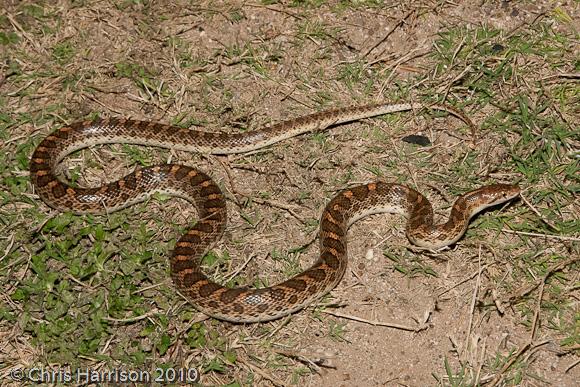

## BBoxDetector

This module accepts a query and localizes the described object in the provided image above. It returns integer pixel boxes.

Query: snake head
[466,184,521,213]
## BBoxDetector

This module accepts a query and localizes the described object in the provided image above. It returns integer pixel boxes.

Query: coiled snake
[30,102,520,322]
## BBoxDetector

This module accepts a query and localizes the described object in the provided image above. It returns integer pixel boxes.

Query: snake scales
[30,102,520,322]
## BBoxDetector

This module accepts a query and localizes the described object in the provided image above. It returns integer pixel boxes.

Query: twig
[502,256,579,304]
[246,3,302,20]
[437,264,489,297]
[501,229,580,242]
[462,248,483,359]
[239,358,288,387]
[529,278,545,342]
[488,279,547,387]
[132,281,166,295]
[224,253,256,282]
[565,358,580,373]
[376,46,431,95]
[216,156,243,207]
[487,342,529,387]
[5,13,44,52]
[519,193,559,231]
[360,9,415,59]
[273,349,335,371]
[0,234,14,262]
[541,72,580,81]
[322,310,428,332]
[103,310,159,323]
[375,46,431,73]
[251,197,308,224]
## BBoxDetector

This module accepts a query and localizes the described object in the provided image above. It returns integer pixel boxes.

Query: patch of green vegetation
[432,357,470,387]
[202,250,231,269]
[114,0,150,11]
[114,61,170,97]
[229,8,246,23]
[7,205,197,366]
[337,61,368,91]
[297,19,331,40]
[21,3,46,19]
[384,250,438,278]
[220,42,278,77]
[170,113,208,129]
[52,40,76,64]
[120,144,153,166]
[337,0,386,8]
[291,366,313,383]
[309,131,328,147]
[0,31,19,45]
[294,189,311,204]
[328,320,347,341]
[269,248,304,279]
[290,0,326,8]
[488,348,526,385]
[166,36,208,70]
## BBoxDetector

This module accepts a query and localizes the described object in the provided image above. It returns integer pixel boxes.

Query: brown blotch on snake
[321,251,341,269]
[282,278,308,292]
[29,102,520,322]
[305,268,328,282]
[220,288,247,304]
[171,259,195,273]
[198,282,222,298]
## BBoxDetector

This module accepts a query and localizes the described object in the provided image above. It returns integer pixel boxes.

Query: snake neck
[405,190,510,249]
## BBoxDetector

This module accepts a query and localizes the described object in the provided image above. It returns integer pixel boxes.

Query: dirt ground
[1,1,579,386]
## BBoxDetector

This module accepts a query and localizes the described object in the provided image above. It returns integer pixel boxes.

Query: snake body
[30,102,520,322]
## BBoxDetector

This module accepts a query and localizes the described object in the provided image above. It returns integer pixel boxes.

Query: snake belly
[29,103,520,322]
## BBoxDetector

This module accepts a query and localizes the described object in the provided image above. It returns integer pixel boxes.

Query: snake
[29,102,520,323]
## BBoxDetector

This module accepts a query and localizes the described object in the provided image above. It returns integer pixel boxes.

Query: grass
[1,1,578,386]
